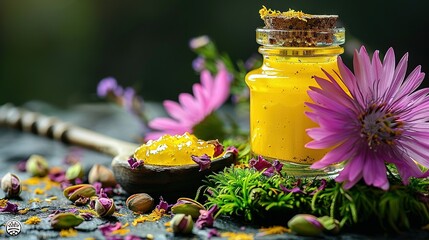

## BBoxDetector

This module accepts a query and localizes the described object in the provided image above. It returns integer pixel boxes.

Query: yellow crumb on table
[59,228,78,237]
[24,216,41,225]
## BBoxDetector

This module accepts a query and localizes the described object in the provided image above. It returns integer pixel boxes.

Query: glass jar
[245,27,345,177]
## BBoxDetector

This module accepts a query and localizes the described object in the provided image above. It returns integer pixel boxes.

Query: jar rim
[256,27,345,47]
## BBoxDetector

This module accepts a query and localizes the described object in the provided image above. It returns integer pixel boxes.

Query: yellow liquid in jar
[133,133,215,166]
[246,53,341,164]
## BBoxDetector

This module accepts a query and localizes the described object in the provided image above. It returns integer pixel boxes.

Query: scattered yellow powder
[24,216,41,225]
[111,228,130,236]
[0,229,4,235]
[0,199,7,208]
[40,208,49,212]
[45,196,58,202]
[165,227,172,233]
[34,188,45,195]
[233,163,249,169]
[84,238,95,240]
[22,186,29,191]
[259,5,311,21]
[221,232,254,240]
[78,208,98,216]
[164,221,171,227]
[132,209,165,226]
[59,228,78,237]
[18,208,30,214]
[28,198,42,204]
[146,234,154,240]
[257,226,290,236]
[113,212,126,217]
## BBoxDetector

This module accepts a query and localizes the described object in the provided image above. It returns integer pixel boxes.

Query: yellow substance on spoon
[133,133,215,166]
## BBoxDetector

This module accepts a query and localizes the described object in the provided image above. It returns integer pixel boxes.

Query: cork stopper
[258,6,342,47]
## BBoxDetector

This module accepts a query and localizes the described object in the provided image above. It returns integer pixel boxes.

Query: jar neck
[258,46,343,66]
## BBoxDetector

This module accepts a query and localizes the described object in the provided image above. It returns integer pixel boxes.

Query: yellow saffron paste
[134,133,215,166]
[246,50,341,164]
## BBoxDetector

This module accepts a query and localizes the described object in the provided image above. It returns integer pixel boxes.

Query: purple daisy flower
[306,46,428,190]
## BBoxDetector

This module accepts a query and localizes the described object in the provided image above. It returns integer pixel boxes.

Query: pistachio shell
[95,197,116,217]
[126,193,154,214]
[63,184,96,202]
[66,163,84,181]
[170,213,194,234]
[26,154,49,177]
[50,213,84,229]
[88,164,117,187]
[288,214,323,236]
[1,172,21,198]
[171,198,205,219]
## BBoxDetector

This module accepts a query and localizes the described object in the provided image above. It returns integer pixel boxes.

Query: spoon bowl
[112,152,235,200]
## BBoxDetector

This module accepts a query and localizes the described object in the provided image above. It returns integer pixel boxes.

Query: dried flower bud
[1,173,21,198]
[94,197,116,217]
[288,214,324,236]
[50,212,84,229]
[26,154,49,177]
[63,184,96,202]
[88,164,117,187]
[171,198,205,219]
[170,213,194,235]
[126,193,154,214]
[66,163,84,182]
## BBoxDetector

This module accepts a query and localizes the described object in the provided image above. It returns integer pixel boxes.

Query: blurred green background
[1,0,428,107]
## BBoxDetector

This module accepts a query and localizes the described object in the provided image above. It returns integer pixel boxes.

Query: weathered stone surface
[1,102,429,239]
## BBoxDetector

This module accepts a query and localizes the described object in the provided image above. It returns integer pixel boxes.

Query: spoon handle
[0,103,138,157]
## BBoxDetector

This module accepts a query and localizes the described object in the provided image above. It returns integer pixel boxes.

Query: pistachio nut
[94,197,116,217]
[63,184,96,202]
[171,197,205,219]
[170,213,194,235]
[26,154,49,177]
[1,172,21,198]
[287,214,324,236]
[50,212,84,229]
[317,216,340,235]
[88,164,117,187]
[65,163,84,182]
[126,193,154,214]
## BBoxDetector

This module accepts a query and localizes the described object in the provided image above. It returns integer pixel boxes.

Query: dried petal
[127,157,143,170]
[196,205,218,229]
[191,154,211,171]
[0,199,18,213]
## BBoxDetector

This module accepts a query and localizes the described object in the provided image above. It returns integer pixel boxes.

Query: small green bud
[26,155,49,177]
[126,193,154,214]
[170,213,194,235]
[50,212,84,229]
[66,163,84,181]
[63,184,96,202]
[171,198,205,219]
[288,214,324,236]
[1,172,22,198]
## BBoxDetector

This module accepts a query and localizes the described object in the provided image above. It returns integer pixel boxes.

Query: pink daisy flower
[145,66,231,140]
[306,46,428,190]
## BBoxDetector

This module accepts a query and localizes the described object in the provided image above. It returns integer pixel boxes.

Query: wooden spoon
[0,104,236,200]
